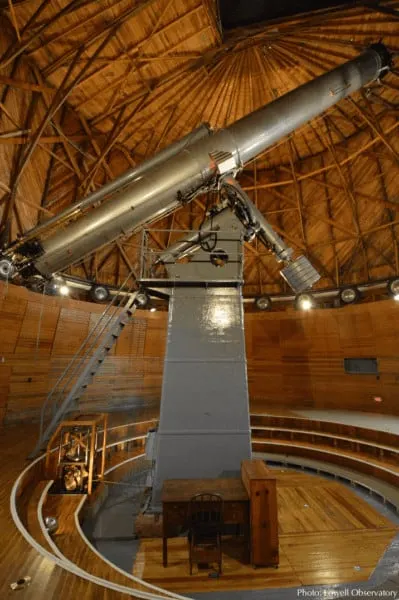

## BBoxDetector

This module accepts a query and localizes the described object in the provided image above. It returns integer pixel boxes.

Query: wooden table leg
[245,522,251,565]
[163,536,168,567]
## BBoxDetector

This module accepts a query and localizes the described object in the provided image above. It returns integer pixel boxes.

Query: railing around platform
[10,420,193,600]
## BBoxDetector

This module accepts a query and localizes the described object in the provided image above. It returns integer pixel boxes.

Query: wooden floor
[1,415,398,599]
[0,420,161,600]
[133,471,398,593]
[0,423,61,600]
[41,459,171,599]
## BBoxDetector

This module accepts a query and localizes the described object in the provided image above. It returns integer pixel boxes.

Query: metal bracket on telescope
[210,150,240,177]
[218,175,321,293]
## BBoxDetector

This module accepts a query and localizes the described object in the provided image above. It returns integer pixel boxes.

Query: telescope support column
[151,215,251,506]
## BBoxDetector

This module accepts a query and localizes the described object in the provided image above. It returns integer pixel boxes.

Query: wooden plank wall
[245,303,399,415]
[0,282,166,424]
[1,281,399,425]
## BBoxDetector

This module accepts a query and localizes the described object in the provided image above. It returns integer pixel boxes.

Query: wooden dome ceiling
[0,0,398,297]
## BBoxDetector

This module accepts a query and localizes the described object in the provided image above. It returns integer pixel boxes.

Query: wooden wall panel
[15,301,60,355]
[0,291,26,353]
[52,307,91,355]
[7,357,51,415]
[0,364,11,423]
[372,304,399,356]
[144,317,167,357]
[246,301,399,415]
[0,283,166,424]
[336,310,376,356]
[1,281,399,425]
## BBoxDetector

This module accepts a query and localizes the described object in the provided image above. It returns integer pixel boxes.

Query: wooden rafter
[349,94,399,164]
[0,0,95,68]
[243,121,399,192]
[323,118,369,280]
[42,0,159,78]
[0,91,39,236]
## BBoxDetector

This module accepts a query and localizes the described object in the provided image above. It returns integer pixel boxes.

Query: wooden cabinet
[241,459,279,567]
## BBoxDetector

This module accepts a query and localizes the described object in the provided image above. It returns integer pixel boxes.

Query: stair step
[32,299,137,458]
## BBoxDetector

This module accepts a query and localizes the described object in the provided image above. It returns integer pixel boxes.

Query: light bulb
[301,299,312,310]
[59,285,69,296]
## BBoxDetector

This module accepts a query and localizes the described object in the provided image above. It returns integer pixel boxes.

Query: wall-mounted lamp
[45,275,67,296]
[339,287,360,305]
[0,258,14,279]
[295,292,314,311]
[89,284,110,303]
[254,295,272,311]
[135,290,150,308]
[387,278,399,301]
[59,285,70,296]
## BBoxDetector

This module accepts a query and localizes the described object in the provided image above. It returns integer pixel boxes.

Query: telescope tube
[29,44,390,277]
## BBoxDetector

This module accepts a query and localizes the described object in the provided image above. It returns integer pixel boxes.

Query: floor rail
[11,422,193,600]
[252,439,399,488]
[251,426,399,464]
[250,414,399,447]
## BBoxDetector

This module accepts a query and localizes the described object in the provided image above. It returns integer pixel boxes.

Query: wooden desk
[162,478,250,567]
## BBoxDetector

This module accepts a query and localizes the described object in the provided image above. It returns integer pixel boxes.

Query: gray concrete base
[152,282,251,504]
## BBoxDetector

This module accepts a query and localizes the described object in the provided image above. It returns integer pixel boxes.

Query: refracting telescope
[0,43,392,293]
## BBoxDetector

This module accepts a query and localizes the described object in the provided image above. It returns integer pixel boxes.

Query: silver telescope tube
[16,123,212,244]
[27,44,389,277]
[227,45,387,164]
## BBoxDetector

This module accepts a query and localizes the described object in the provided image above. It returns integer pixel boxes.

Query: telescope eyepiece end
[369,42,393,75]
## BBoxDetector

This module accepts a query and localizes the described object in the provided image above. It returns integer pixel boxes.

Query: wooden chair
[187,493,223,575]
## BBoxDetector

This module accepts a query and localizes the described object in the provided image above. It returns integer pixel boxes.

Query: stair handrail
[39,273,136,439]
[47,293,134,412]
[34,293,139,454]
